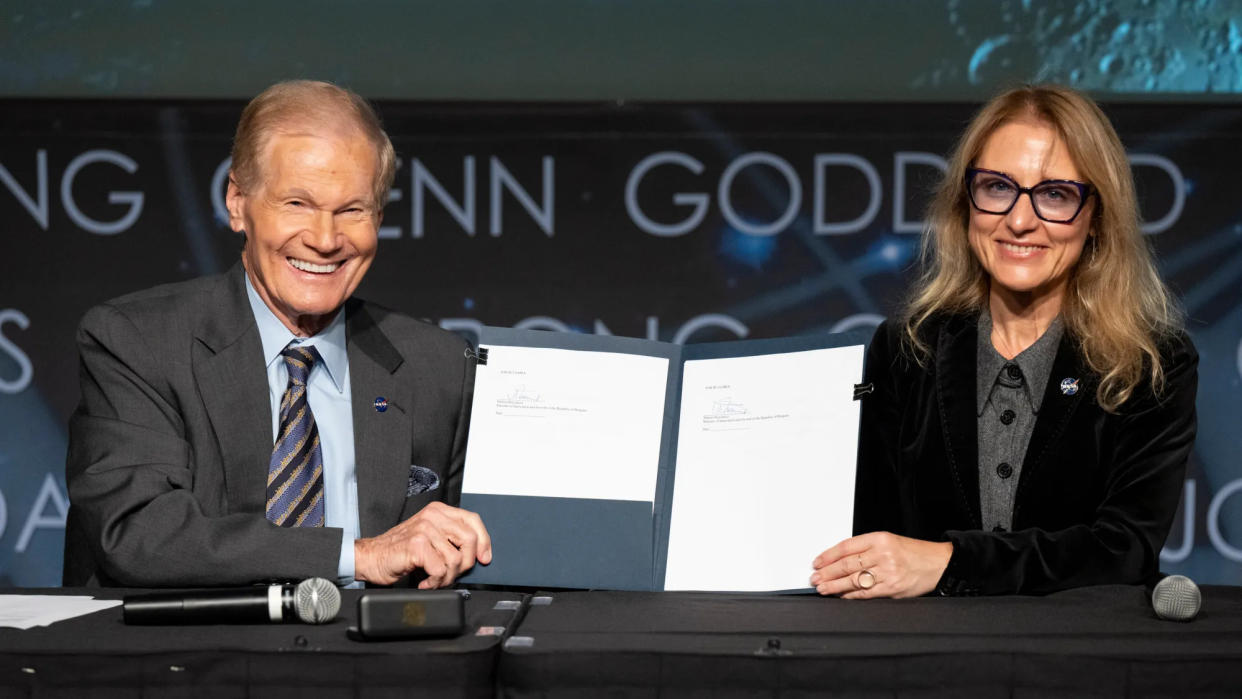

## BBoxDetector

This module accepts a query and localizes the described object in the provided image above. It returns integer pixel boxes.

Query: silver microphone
[1151,574,1201,621]
[292,577,341,623]
[123,577,341,625]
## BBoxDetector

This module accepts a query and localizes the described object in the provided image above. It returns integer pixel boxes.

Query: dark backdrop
[1,99,1240,586]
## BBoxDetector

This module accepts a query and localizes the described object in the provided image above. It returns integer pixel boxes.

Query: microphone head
[1152,574,1201,621]
[293,577,341,624]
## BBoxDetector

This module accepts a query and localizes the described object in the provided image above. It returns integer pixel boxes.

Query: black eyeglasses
[965,167,1094,224]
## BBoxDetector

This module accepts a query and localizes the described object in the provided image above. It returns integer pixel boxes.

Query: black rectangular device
[354,590,465,639]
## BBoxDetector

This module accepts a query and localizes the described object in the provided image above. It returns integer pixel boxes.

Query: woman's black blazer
[854,314,1198,595]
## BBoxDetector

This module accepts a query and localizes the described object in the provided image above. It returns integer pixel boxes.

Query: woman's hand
[810,532,953,599]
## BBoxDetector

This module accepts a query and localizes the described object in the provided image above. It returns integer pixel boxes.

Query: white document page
[0,595,121,629]
[463,345,670,503]
[663,345,864,591]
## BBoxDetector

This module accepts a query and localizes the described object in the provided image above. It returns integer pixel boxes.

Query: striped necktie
[266,344,325,527]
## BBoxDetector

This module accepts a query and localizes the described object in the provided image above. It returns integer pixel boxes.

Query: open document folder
[458,327,867,592]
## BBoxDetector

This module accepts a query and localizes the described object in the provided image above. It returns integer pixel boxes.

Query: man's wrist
[352,538,370,584]
[338,534,358,587]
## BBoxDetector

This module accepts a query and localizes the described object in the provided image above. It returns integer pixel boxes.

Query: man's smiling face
[228,123,381,337]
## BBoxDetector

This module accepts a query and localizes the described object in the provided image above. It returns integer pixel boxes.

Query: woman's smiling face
[967,120,1094,305]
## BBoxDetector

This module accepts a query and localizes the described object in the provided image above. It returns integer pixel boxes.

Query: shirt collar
[976,308,1064,416]
[244,272,348,393]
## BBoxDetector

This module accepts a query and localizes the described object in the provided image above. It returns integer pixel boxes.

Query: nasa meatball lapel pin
[1059,378,1080,396]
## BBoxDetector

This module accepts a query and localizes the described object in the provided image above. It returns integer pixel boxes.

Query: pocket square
[407,465,441,496]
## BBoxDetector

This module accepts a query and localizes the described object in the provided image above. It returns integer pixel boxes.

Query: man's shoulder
[93,272,226,319]
[348,299,470,355]
[80,272,231,339]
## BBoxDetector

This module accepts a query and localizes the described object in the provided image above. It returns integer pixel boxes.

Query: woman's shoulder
[1154,328,1199,399]
[1157,328,1198,368]
[867,317,906,362]
[871,311,973,353]
[1106,327,1199,414]
[868,311,973,378]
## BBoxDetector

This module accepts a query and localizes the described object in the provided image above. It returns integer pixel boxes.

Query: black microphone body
[123,578,340,625]
[125,586,293,625]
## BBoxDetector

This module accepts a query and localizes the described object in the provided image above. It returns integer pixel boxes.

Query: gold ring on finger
[858,569,876,590]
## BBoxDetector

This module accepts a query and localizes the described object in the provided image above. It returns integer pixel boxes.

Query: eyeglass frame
[964,167,1095,224]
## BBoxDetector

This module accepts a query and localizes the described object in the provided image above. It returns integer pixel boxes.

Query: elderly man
[63,80,490,588]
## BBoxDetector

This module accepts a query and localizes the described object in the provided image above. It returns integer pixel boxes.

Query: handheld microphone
[1151,574,1201,621]
[123,577,341,625]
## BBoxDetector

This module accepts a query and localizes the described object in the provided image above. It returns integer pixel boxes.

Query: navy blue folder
[458,327,869,591]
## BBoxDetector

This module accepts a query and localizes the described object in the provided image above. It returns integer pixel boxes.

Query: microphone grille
[1152,574,1201,621]
[293,577,341,624]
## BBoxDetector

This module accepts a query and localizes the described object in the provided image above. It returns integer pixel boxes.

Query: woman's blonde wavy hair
[903,84,1181,412]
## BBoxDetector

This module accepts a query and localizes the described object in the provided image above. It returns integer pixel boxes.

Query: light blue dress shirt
[245,276,361,587]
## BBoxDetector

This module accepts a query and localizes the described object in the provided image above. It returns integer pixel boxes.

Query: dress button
[993,525,1007,532]
[1000,409,1016,425]
[1005,364,1023,382]
[996,462,1013,479]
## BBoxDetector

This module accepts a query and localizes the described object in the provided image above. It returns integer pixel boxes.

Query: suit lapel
[192,264,271,515]
[936,315,982,528]
[346,301,412,538]
[1015,333,1089,516]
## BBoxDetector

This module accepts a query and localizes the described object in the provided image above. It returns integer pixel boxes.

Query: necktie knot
[281,344,322,386]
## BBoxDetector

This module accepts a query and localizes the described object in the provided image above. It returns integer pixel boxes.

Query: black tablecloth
[500,585,1242,698]
[0,587,525,699]
[5,585,1242,697]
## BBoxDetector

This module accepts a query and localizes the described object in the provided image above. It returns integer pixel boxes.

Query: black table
[5,586,1241,697]
[499,585,1242,698]
[0,587,525,699]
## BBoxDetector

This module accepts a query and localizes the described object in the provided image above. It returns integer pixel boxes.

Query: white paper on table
[0,595,121,629]
[463,345,670,504]
[663,345,864,591]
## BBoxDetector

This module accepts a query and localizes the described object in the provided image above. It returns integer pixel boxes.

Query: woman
[811,85,1198,598]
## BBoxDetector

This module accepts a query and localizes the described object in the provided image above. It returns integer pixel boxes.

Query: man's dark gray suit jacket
[63,263,475,587]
